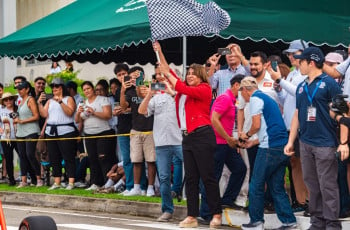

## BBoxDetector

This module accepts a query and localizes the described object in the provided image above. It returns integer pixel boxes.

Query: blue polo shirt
[250,90,288,148]
[296,73,341,147]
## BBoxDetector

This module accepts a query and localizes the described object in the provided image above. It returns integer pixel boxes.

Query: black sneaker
[197,217,210,225]
[222,203,247,211]
[264,202,275,214]
[292,201,307,213]
[269,223,298,230]
[303,205,310,217]
[242,221,264,229]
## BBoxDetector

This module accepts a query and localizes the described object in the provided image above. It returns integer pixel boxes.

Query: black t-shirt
[35,93,47,130]
[115,88,132,134]
[125,86,153,131]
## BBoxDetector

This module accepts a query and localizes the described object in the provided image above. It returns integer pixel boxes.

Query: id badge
[307,106,316,121]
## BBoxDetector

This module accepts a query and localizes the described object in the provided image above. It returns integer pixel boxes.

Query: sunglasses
[50,84,61,88]
[3,98,13,102]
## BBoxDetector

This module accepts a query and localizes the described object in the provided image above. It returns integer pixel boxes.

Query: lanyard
[304,79,322,105]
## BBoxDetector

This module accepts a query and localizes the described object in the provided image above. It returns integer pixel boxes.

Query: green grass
[0,184,187,206]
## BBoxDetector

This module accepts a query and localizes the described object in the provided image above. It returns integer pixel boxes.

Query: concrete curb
[0,192,187,220]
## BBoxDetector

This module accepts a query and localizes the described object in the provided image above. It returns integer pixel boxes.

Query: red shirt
[171,70,212,134]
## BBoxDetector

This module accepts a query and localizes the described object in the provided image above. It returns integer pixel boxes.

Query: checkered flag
[146,0,231,40]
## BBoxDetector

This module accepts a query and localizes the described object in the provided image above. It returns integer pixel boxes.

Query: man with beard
[207,43,250,96]
[237,51,279,212]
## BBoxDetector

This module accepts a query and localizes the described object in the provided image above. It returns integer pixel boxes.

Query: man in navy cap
[285,47,343,230]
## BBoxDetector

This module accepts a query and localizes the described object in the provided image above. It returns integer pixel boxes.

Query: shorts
[130,129,156,163]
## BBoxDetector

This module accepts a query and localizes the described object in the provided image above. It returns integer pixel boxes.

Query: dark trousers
[85,129,117,186]
[17,133,40,181]
[300,141,341,230]
[200,144,246,219]
[46,131,77,178]
[1,141,17,182]
[182,126,221,217]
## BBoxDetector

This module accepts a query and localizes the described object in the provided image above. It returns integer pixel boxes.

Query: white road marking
[57,224,129,230]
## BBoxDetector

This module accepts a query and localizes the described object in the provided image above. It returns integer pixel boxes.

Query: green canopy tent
[0,0,348,65]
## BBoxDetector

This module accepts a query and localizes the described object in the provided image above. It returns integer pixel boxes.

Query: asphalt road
[2,204,234,230]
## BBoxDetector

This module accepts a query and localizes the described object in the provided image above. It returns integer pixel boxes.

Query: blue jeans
[156,145,183,213]
[249,147,296,224]
[200,144,246,220]
[118,136,133,190]
[171,152,183,194]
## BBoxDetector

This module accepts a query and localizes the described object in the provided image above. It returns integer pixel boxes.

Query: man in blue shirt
[239,77,296,230]
[285,47,342,230]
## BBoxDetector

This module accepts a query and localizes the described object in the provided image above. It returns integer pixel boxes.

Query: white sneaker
[85,184,100,191]
[124,188,141,196]
[48,183,61,190]
[141,190,146,196]
[65,183,75,190]
[121,189,130,195]
[146,188,155,197]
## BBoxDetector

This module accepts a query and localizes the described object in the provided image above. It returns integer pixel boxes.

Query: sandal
[210,215,222,229]
[179,216,198,228]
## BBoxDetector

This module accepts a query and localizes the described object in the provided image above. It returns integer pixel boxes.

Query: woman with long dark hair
[14,80,42,188]
[75,81,117,191]
[38,78,77,190]
[155,42,222,228]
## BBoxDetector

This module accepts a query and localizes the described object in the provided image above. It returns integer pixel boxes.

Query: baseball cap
[16,81,31,90]
[239,76,258,91]
[283,39,309,54]
[49,78,65,87]
[66,80,77,90]
[325,52,344,64]
[293,47,325,64]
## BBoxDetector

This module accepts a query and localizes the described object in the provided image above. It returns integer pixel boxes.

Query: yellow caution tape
[0,131,153,142]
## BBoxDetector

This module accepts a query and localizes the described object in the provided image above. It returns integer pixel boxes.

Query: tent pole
[182,36,187,79]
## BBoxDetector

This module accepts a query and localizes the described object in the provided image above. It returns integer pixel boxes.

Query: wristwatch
[58,100,63,104]
[246,131,252,138]
[275,78,281,84]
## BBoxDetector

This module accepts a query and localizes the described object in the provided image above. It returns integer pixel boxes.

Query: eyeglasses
[50,84,61,88]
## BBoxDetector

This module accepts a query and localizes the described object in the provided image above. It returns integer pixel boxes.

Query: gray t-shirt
[147,93,182,147]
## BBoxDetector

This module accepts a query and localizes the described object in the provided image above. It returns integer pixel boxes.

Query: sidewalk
[1,191,350,229]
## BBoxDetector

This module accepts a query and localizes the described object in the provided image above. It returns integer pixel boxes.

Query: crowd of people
[0,40,349,229]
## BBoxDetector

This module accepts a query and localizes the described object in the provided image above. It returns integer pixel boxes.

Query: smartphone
[217,47,232,55]
[151,82,166,91]
[113,101,120,107]
[46,94,54,100]
[123,75,131,82]
[271,61,278,72]
[136,74,144,86]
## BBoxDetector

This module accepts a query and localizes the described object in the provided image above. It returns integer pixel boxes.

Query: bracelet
[58,100,63,104]
[340,140,348,145]
[275,78,281,84]
[246,131,252,138]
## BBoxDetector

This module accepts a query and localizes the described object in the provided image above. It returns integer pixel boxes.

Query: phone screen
[136,76,144,86]
[151,83,166,91]
[271,61,278,72]
[217,48,232,55]
[123,76,131,82]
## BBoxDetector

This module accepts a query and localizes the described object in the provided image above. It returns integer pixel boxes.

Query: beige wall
[16,0,74,29]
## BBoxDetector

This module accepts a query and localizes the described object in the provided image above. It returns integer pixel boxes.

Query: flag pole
[182,36,187,80]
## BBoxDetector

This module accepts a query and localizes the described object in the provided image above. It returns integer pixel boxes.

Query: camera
[9,112,19,119]
[330,94,349,115]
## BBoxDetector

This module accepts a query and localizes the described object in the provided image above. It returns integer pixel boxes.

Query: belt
[182,125,209,136]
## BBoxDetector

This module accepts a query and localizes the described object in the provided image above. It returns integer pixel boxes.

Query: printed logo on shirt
[132,96,143,104]
[263,82,272,87]
[298,87,304,94]
[319,82,326,89]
